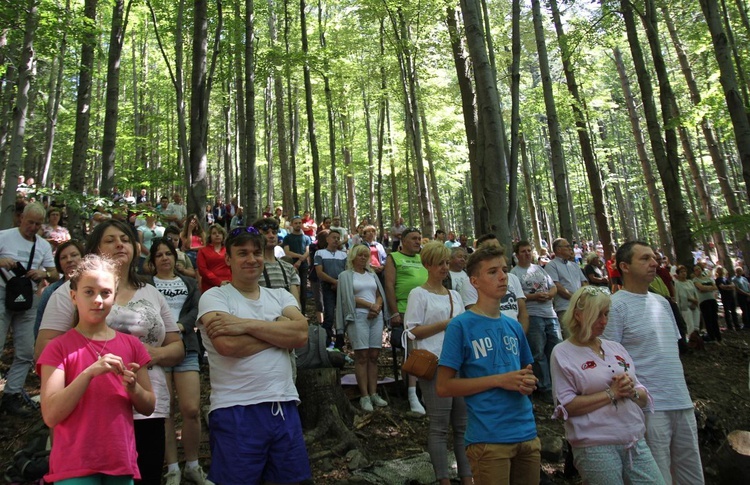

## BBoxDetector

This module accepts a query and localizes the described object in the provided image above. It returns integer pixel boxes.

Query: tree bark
[188,0,210,221]
[548,0,612,258]
[233,0,247,207]
[637,0,693,268]
[300,0,321,218]
[530,0,572,241]
[700,0,750,206]
[419,100,445,232]
[520,133,542,251]
[318,0,339,217]
[612,46,672,253]
[0,0,37,229]
[243,0,258,219]
[459,0,510,243]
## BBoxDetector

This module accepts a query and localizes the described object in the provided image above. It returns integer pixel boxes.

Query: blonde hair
[346,244,372,271]
[420,241,450,268]
[562,286,611,342]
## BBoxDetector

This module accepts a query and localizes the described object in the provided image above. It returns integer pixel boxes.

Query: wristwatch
[631,389,640,401]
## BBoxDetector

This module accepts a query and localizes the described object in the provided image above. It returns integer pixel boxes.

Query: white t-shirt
[41,281,179,419]
[197,285,300,412]
[153,276,189,322]
[165,203,187,225]
[352,272,378,314]
[459,272,525,322]
[273,245,286,260]
[0,229,54,291]
[404,287,464,357]
[449,270,470,294]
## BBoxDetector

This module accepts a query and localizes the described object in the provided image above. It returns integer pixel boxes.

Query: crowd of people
[0,181,728,484]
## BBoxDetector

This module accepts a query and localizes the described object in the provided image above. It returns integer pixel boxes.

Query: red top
[197,245,232,292]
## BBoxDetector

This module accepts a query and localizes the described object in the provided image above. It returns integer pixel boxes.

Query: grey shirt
[510,264,556,318]
[544,257,587,312]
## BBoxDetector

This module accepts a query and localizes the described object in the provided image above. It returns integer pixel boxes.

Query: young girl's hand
[88,353,126,377]
[121,363,141,393]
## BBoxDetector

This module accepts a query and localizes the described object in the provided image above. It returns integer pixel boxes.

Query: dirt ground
[2,322,749,484]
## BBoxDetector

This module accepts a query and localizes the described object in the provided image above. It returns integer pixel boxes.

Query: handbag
[401,291,454,380]
[2,240,36,312]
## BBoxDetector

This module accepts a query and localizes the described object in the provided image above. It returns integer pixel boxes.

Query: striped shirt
[603,290,692,411]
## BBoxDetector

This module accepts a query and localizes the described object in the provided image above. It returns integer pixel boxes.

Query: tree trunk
[388,7,433,238]
[700,0,750,207]
[317,0,339,217]
[243,0,258,218]
[598,117,634,242]
[720,0,750,107]
[340,105,357,232]
[100,0,129,197]
[637,0,693,267]
[300,0,321,218]
[612,46,672,253]
[520,133,542,251]
[0,0,37,228]
[188,0,209,221]
[64,0,98,237]
[267,0,292,215]
[459,0,510,243]
[363,88,375,220]
[284,0,299,213]
[446,5,479,235]
[548,0,612,258]
[419,101,445,232]
[509,0,521,233]
[233,0,247,207]
[530,0,572,242]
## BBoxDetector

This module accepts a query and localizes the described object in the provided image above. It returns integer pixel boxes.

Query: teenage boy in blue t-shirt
[437,245,541,484]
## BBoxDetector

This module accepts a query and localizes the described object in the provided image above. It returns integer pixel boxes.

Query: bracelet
[631,389,640,401]
[604,387,618,409]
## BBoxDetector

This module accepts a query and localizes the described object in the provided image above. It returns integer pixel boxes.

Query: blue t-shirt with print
[439,311,537,445]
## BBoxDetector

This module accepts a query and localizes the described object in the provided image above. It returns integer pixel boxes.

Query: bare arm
[142,332,185,367]
[35,329,65,360]
[436,364,538,398]
[563,373,647,417]
[554,281,573,300]
[517,298,529,334]
[409,319,450,340]
[315,264,338,286]
[384,255,400,324]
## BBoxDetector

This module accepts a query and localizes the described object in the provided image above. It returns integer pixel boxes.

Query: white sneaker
[360,396,374,412]
[164,468,181,485]
[409,395,426,415]
[184,465,207,485]
[370,394,388,407]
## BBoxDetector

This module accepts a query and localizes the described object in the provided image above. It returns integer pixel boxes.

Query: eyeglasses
[229,226,260,239]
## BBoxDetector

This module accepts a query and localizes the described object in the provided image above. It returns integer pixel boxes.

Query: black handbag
[2,240,36,312]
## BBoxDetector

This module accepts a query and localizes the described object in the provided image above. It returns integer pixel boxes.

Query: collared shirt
[545,257,587,312]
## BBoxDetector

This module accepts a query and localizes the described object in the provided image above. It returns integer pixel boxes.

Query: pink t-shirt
[550,338,650,448]
[37,329,151,482]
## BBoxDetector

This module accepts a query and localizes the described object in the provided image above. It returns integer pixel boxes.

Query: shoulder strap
[19,238,36,273]
[449,291,454,318]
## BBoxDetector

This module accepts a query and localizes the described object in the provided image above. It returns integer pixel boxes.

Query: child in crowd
[37,255,155,485]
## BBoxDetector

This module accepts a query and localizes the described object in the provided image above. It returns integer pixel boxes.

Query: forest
[0,0,749,270]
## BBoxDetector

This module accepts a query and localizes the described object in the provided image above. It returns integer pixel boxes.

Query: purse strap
[402,291,455,360]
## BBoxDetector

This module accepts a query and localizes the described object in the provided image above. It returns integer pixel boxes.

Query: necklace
[589,338,605,358]
[76,327,114,359]
[471,306,500,319]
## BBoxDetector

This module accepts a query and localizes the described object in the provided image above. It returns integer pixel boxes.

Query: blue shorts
[164,350,200,373]
[208,401,312,485]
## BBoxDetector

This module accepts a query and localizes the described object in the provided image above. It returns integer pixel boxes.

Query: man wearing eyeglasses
[197,227,311,485]
[252,218,301,306]
[545,238,587,323]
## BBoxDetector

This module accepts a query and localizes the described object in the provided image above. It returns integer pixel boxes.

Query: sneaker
[408,395,426,415]
[0,393,36,417]
[360,396,374,412]
[370,394,388,407]
[164,468,181,485]
[184,466,208,485]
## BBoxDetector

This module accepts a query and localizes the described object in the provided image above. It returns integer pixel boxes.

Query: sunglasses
[255,222,279,232]
[402,227,421,238]
[229,226,260,239]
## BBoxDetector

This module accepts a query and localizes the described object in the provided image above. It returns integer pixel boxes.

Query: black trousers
[134,417,166,485]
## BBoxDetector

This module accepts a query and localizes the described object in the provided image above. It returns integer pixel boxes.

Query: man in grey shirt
[511,241,560,403]
[544,238,587,322]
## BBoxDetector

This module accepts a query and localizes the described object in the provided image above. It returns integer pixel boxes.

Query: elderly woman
[40,207,70,252]
[335,244,390,411]
[674,265,700,338]
[404,242,472,485]
[583,252,609,290]
[551,286,662,485]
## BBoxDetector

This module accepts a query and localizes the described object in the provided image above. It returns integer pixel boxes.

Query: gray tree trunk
[300,0,321,218]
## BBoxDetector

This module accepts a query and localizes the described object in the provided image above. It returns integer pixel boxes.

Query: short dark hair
[54,240,85,274]
[615,240,651,274]
[514,240,531,254]
[251,217,279,232]
[466,245,506,278]
[435,229,446,236]
[552,238,568,252]
[476,233,498,247]
[226,226,265,256]
[149,237,178,274]
[85,219,144,289]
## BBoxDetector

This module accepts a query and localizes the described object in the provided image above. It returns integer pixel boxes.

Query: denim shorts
[208,401,311,484]
[163,350,200,373]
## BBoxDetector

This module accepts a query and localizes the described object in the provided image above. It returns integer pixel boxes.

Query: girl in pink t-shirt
[37,255,155,485]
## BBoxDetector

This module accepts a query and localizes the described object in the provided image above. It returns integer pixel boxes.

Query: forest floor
[2,317,749,484]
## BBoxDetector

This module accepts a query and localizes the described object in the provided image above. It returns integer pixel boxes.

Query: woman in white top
[335,244,389,411]
[674,265,700,338]
[404,242,472,485]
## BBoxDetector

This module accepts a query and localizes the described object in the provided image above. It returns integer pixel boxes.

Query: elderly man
[603,241,704,484]
[198,227,310,484]
[545,238,587,322]
[0,203,58,416]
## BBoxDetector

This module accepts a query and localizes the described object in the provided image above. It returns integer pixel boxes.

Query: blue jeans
[321,283,337,347]
[0,287,37,395]
[526,316,561,392]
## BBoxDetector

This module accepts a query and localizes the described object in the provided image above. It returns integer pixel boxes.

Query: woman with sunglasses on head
[148,239,206,484]
[36,220,185,485]
[550,286,662,485]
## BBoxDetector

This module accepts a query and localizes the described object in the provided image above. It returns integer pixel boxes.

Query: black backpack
[4,423,49,484]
